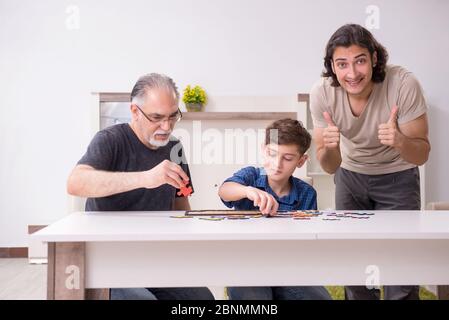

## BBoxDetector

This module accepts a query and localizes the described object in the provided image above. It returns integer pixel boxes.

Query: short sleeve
[309,80,329,128]
[77,131,115,170]
[397,73,428,124]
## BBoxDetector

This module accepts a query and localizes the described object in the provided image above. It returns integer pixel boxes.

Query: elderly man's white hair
[130,73,179,106]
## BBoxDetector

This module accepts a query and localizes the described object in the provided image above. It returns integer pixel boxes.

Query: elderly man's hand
[144,160,189,189]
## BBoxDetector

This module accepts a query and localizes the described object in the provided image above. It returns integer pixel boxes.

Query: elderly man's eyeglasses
[134,104,182,124]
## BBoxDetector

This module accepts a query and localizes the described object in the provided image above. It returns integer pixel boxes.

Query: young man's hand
[245,187,279,215]
[143,160,189,189]
[378,106,404,148]
[322,111,340,149]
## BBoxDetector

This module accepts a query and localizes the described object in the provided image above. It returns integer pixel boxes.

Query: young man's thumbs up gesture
[322,111,340,149]
[378,106,404,148]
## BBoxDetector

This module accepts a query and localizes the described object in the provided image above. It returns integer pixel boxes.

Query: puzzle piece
[226,215,250,220]
[170,215,193,219]
[177,184,193,197]
[199,217,224,221]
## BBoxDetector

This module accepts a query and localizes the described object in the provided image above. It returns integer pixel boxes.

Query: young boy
[218,118,331,300]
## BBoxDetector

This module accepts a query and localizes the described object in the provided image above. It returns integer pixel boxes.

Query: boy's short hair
[265,118,311,154]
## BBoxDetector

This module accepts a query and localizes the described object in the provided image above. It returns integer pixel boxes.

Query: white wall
[1,0,448,247]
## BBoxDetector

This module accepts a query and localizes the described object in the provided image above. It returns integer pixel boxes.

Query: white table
[32,210,449,299]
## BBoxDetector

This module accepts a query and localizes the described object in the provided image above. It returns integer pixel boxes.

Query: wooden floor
[0,258,226,300]
[0,258,46,300]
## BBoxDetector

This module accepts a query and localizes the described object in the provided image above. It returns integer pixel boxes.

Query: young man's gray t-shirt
[77,123,193,211]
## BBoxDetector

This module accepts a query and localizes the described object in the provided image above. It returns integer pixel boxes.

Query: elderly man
[67,73,214,300]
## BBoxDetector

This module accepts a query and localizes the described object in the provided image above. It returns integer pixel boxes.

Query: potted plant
[182,85,207,112]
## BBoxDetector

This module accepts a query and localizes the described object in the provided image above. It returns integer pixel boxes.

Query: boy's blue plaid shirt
[220,166,317,211]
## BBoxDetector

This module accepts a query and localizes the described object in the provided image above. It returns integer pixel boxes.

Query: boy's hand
[322,111,340,149]
[245,187,279,215]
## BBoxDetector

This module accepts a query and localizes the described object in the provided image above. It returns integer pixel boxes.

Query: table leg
[86,289,110,300]
[437,286,449,300]
[47,242,86,300]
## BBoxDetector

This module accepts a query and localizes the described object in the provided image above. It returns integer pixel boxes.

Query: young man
[67,73,214,300]
[310,24,430,300]
[218,118,331,300]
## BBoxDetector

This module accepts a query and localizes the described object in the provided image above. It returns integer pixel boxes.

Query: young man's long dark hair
[322,24,389,87]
